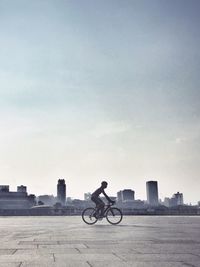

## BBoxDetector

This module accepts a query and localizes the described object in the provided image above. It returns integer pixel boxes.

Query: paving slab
[0,264,21,267]
[0,254,54,263]
[14,248,80,255]
[0,216,200,267]
[89,261,185,267]
[0,249,16,255]
[21,262,89,267]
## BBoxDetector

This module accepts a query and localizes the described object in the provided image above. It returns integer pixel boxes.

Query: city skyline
[1,1,200,204]
[2,179,195,206]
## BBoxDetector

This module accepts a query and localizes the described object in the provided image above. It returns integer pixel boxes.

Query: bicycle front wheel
[82,208,98,225]
[106,207,123,225]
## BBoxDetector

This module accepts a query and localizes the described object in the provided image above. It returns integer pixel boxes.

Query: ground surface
[0,216,199,267]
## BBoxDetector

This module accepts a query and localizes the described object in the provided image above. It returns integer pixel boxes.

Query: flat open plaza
[0,216,200,267]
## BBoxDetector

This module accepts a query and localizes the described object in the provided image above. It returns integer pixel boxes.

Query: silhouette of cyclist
[91,181,115,218]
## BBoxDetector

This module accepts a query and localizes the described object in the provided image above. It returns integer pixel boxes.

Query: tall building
[146,181,159,206]
[57,179,66,206]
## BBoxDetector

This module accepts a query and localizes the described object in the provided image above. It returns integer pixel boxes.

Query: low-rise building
[164,192,184,207]
[0,185,35,209]
[37,195,57,206]
[117,189,135,202]
[84,192,91,201]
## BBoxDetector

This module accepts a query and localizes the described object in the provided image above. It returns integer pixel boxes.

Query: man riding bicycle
[91,181,115,218]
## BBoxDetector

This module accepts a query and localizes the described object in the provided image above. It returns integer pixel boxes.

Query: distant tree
[38,200,44,206]
[54,202,62,209]
[28,194,37,206]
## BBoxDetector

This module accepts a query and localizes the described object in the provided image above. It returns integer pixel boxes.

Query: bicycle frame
[95,203,114,217]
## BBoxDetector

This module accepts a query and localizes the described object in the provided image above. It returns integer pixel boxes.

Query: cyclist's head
[101,181,108,188]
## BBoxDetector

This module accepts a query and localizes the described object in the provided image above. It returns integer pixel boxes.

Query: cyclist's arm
[102,190,113,202]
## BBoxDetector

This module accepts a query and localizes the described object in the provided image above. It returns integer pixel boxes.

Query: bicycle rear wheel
[106,207,123,225]
[82,208,98,225]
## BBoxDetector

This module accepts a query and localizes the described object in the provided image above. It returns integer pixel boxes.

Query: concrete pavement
[0,216,200,267]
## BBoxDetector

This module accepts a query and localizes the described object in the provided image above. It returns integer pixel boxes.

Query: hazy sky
[0,0,200,204]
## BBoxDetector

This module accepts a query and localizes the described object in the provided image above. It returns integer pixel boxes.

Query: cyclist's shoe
[97,213,104,220]
[93,212,101,219]
[93,213,98,219]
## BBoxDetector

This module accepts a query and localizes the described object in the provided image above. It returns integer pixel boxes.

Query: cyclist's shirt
[91,187,105,197]
[91,187,112,203]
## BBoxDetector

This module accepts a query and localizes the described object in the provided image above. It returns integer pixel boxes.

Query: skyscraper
[146,181,159,206]
[57,179,66,206]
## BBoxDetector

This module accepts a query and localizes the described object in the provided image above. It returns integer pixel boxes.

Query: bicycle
[82,202,123,225]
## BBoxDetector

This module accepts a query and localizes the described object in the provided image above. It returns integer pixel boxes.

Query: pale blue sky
[0,0,200,203]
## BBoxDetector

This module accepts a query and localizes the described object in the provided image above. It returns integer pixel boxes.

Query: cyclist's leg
[96,198,105,217]
[91,197,100,216]
[91,197,104,217]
